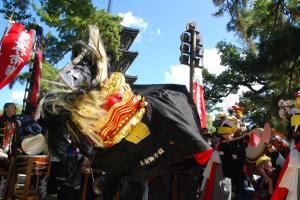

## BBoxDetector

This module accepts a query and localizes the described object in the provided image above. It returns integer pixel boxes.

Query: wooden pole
[0,7,16,46]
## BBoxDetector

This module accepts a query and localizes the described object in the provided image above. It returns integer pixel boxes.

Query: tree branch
[288,59,300,92]
[240,81,268,94]
[224,87,235,97]
[272,0,283,31]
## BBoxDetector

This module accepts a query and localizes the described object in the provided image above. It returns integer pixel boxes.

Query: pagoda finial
[107,0,113,13]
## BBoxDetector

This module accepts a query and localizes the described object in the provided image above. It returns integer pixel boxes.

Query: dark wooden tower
[108,26,139,84]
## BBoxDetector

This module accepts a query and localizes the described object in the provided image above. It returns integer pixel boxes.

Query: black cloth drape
[45,84,210,185]
[93,84,210,180]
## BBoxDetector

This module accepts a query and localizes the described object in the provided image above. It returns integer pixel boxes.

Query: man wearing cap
[253,154,275,199]
[202,113,248,200]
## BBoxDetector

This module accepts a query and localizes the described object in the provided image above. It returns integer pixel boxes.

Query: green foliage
[1,0,122,65]
[212,0,300,51]
[209,0,300,131]
[203,41,268,110]
[239,92,290,132]
[40,61,60,90]
[33,0,122,64]
[206,114,216,134]
[0,0,123,94]
[16,103,23,114]
[0,0,33,25]
[8,71,29,89]
[7,60,59,91]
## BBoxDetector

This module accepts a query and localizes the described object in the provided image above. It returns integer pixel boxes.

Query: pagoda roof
[109,50,138,73]
[121,26,140,34]
[120,26,140,50]
[125,74,138,85]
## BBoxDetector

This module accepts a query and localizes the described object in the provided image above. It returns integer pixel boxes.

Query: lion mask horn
[59,25,108,90]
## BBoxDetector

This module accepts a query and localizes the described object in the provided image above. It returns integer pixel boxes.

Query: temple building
[108,26,139,84]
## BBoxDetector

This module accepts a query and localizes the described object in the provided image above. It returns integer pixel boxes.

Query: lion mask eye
[101,94,123,111]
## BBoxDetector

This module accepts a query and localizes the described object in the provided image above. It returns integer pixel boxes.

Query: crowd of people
[0,103,46,199]
[199,110,283,200]
[0,25,299,200]
[197,99,300,200]
[0,97,298,200]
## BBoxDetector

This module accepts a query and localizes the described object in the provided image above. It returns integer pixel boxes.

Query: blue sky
[0,0,242,111]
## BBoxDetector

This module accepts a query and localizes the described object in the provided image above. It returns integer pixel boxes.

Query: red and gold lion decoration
[72,72,146,148]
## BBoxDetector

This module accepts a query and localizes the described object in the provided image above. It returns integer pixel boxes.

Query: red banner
[0,23,34,89]
[30,50,43,108]
[193,81,207,128]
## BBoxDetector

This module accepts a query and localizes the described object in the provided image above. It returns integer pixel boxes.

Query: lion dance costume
[38,26,212,197]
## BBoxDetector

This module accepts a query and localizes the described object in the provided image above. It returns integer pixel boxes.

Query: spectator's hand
[264,176,271,184]
[262,122,272,144]
[266,177,274,194]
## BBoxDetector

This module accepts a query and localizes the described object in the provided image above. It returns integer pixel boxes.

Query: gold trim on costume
[217,126,237,135]
[291,115,300,127]
[71,72,147,148]
[256,155,271,166]
[102,106,146,147]
[125,122,150,144]
[99,72,127,97]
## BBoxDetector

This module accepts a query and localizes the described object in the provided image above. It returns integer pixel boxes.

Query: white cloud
[252,84,264,91]
[164,64,190,90]
[204,48,226,75]
[164,48,224,87]
[156,28,161,35]
[11,90,24,100]
[119,11,148,32]
[218,86,249,111]
[163,48,248,110]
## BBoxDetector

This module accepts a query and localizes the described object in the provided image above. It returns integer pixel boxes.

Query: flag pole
[0,7,16,47]
[22,25,43,115]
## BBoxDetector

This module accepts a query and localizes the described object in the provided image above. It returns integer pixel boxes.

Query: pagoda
[108,26,139,84]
